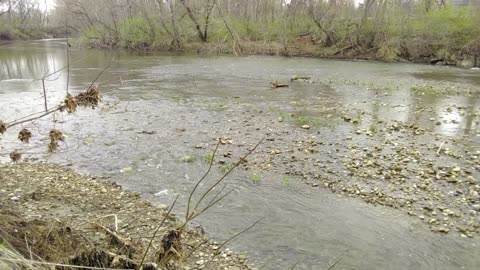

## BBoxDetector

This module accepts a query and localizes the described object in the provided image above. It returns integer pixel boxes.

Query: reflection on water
[0,40,66,80]
[1,40,480,269]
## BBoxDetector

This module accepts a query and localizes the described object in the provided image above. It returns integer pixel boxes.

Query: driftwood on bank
[271,81,289,88]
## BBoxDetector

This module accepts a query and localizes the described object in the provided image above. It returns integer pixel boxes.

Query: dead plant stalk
[182,138,264,229]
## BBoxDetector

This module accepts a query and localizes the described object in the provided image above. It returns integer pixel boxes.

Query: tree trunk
[179,0,207,42]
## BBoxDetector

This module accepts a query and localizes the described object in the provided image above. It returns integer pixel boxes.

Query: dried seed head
[18,128,32,143]
[49,129,64,142]
[48,141,58,153]
[48,129,64,153]
[0,121,6,134]
[10,151,21,162]
[64,94,78,113]
[76,84,100,108]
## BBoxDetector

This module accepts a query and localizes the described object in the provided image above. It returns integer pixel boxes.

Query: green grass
[220,162,235,172]
[203,153,214,163]
[248,173,262,184]
[181,151,197,163]
[410,84,443,96]
[207,102,229,111]
[295,114,337,127]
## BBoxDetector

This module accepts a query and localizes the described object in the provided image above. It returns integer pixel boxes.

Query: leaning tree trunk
[179,0,207,42]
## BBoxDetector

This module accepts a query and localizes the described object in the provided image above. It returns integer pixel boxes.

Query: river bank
[0,163,254,270]
[77,39,480,68]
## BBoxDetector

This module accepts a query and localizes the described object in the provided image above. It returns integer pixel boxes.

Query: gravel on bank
[0,163,254,270]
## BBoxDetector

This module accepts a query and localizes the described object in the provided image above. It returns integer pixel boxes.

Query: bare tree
[179,0,215,42]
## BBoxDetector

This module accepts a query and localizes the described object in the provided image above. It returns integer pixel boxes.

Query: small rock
[447,177,458,183]
[438,226,450,233]
[301,125,311,129]
[196,260,205,265]
[157,204,168,210]
[455,225,467,232]
[428,218,438,224]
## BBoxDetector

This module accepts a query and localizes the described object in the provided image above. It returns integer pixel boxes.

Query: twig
[327,257,343,270]
[188,139,264,220]
[437,141,446,156]
[205,183,228,207]
[290,258,302,270]
[204,218,263,269]
[259,258,275,269]
[87,59,113,91]
[139,195,179,267]
[185,239,208,259]
[24,235,33,261]
[66,16,70,95]
[6,105,62,129]
[96,214,118,231]
[185,139,221,219]
[94,223,128,247]
[216,218,263,253]
[271,81,289,88]
[187,187,236,222]
[41,78,48,112]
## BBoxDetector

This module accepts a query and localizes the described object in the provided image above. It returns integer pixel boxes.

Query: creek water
[1,39,479,269]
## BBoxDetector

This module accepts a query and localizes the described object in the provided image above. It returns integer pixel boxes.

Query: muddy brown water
[1,39,480,269]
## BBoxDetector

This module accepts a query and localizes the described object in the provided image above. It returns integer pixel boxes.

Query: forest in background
[1,0,480,66]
